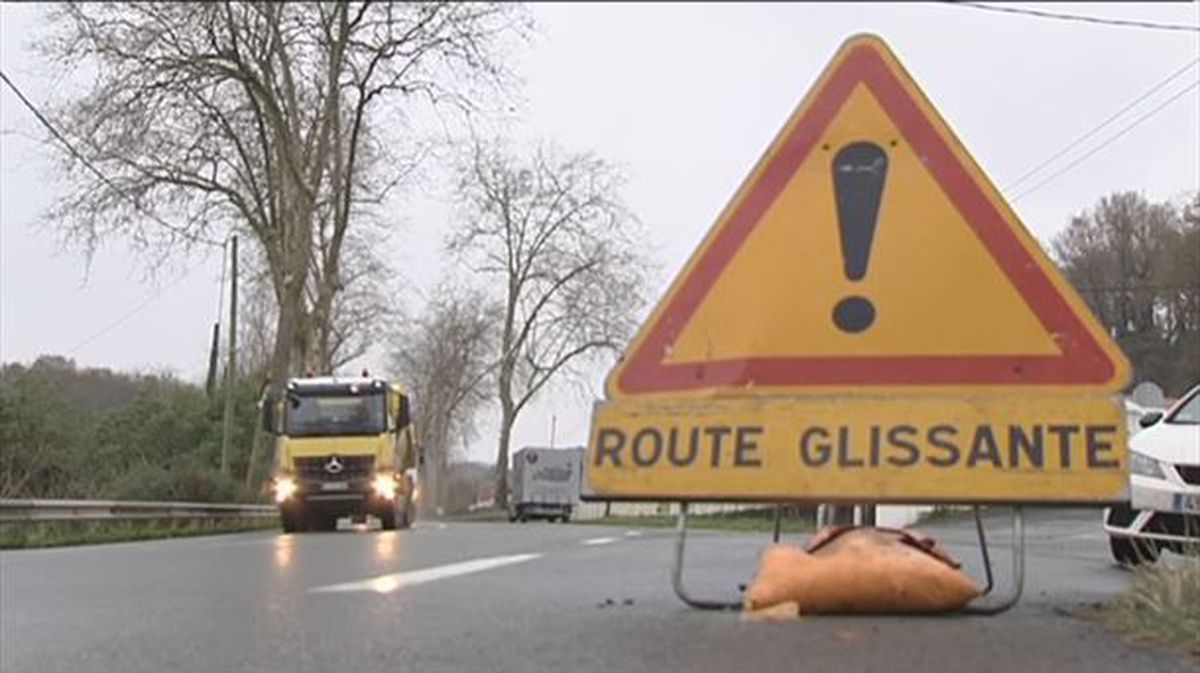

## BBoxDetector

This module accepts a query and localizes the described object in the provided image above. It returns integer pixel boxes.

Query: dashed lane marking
[309,553,542,594]
[582,537,618,546]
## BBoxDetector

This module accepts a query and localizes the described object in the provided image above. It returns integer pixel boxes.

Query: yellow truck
[263,375,417,532]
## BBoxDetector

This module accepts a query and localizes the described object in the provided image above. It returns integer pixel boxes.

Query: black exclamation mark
[831,141,888,333]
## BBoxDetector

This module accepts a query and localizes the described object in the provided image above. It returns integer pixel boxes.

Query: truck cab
[263,376,416,532]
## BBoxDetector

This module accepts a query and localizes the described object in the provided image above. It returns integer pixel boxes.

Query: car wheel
[1109,536,1158,565]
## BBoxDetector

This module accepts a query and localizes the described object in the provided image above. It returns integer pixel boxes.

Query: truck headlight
[372,473,398,500]
[273,476,298,503]
[1130,451,1166,479]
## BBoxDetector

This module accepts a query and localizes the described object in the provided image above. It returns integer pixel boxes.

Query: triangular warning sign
[609,34,1129,398]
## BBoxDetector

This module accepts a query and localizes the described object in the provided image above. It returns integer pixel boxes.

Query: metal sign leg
[671,502,742,610]
[962,506,1025,615]
[669,502,1026,615]
[973,506,996,595]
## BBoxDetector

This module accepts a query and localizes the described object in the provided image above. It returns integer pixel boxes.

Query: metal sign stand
[962,506,1026,615]
[670,502,1026,615]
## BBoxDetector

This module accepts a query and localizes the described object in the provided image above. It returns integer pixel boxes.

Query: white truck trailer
[509,447,583,522]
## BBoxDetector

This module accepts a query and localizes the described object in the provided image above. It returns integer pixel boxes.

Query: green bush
[0,518,278,550]
[109,464,255,503]
[1,357,266,502]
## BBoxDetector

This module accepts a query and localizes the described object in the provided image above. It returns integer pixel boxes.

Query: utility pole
[204,322,220,402]
[220,235,238,476]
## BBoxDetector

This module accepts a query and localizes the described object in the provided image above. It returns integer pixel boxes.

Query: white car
[1103,383,1200,564]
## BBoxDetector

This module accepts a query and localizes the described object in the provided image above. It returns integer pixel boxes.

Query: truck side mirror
[261,394,282,434]
[1138,411,1164,428]
[396,395,411,429]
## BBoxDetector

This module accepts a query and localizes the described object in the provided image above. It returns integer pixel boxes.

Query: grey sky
[2,2,1198,463]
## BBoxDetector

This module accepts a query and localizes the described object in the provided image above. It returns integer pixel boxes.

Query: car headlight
[273,476,297,503]
[372,473,398,500]
[1130,451,1166,479]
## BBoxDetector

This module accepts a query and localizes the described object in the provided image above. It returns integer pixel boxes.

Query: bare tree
[237,266,280,381]
[448,141,650,509]
[1053,192,1175,337]
[388,285,498,511]
[307,232,403,372]
[239,232,400,378]
[38,2,529,396]
[1053,191,1200,393]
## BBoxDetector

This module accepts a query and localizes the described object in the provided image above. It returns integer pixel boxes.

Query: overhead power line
[63,263,207,356]
[0,69,223,248]
[944,2,1200,33]
[1011,79,1200,202]
[2,69,229,357]
[1005,58,1200,193]
[1075,283,1200,293]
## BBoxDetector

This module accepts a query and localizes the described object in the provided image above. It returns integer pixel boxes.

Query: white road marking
[309,553,542,594]
[582,536,618,546]
[624,531,642,538]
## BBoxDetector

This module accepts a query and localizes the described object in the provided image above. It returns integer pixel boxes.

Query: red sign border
[615,40,1117,395]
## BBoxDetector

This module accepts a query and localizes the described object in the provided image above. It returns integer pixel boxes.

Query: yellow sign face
[587,34,1132,503]
[587,396,1127,503]
[606,34,1129,399]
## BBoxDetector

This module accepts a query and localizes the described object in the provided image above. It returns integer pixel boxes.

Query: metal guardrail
[0,499,277,523]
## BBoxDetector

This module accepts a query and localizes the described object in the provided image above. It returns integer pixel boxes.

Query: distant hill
[0,355,195,417]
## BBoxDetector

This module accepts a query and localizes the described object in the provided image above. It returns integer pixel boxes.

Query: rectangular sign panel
[586,395,1127,503]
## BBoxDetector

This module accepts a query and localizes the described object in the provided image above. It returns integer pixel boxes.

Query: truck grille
[295,455,375,481]
[1175,464,1200,486]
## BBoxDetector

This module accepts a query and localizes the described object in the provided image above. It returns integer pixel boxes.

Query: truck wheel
[1110,536,1158,565]
[379,500,412,531]
[379,506,397,531]
[281,505,303,533]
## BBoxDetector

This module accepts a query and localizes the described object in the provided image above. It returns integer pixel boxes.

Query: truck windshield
[285,392,386,437]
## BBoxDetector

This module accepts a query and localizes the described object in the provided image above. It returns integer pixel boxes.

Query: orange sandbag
[743,526,981,614]
[740,600,801,623]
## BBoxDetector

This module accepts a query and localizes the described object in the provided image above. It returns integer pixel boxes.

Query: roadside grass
[0,518,279,550]
[574,511,816,535]
[913,504,974,526]
[1091,554,1200,655]
[441,508,511,523]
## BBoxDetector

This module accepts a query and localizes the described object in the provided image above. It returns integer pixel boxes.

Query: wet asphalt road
[1,508,1193,673]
